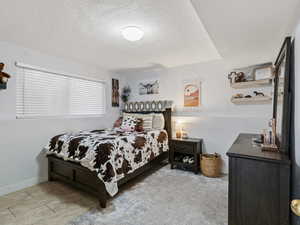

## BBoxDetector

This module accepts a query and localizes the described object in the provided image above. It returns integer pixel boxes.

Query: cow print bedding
[46,129,168,196]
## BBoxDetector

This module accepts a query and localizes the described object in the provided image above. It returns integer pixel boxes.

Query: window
[16,64,106,118]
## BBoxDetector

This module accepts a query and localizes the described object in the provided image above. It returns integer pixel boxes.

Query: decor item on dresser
[112,78,119,107]
[169,138,202,174]
[200,153,221,178]
[183,79,201,107]
[139,80,159,95]
[0,63,11,90]
[261,118,278,152]
[47,101,172,208]
[121,85,131,103]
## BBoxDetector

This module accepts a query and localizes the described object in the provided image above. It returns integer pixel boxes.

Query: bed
[47,101,172,208]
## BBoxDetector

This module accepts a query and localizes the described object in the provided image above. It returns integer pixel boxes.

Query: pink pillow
[113,117,123,128]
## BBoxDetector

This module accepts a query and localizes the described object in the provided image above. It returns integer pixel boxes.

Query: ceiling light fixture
[122,26,144,42]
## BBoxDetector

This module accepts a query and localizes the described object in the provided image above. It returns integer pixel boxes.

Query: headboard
[123,101,173,139]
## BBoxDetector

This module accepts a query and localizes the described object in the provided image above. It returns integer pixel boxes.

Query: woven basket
[200,153,221,178]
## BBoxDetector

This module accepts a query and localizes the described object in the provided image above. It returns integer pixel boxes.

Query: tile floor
[0,182,98,225]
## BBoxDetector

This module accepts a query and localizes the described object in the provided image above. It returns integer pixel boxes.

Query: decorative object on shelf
[183,79,201,107]
[121,86,131,103]
[253,91,264,96]
[291,200,300,216]
[139,80,159,95]
[227,72,236,83]
[232,93,244,99]
[236,72,246,82]
[0,63,11,90]
[112,79,120,107]
[244,95,252,98]
[253,63,273,80]
[200,153,221,178]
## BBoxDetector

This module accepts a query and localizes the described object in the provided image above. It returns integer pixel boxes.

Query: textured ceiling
[1,0,299,72]
[0,0,220,70]
[191,0,300,67]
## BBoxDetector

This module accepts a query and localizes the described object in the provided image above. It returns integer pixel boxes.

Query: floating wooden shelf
[230,78,272,89]
[231,96,272,105]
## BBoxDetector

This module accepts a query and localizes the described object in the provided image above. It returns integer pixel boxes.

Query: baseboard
[0,176,48,196]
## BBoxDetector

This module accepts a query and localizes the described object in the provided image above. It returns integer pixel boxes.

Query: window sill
[16,114,106,120]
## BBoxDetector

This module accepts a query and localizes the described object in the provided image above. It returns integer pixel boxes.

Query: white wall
[122,60,273,172]
[0,41,122,195]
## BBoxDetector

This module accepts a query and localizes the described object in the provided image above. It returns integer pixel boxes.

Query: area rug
[68,165,228,225]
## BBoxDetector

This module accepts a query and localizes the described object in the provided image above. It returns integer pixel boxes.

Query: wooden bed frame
[47,108,172,208]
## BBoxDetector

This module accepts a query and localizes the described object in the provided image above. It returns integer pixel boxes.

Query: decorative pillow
[113,117,123,128]
[151,113,165,129]
[140,115,153,130]
[120,116,137,132]
[135,118,144,132]
[123,113,153,131]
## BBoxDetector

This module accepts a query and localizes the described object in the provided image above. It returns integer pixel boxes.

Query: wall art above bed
[124,100,173,112]
[139,80,159,95]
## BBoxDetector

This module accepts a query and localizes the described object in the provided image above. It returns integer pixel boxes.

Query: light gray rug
[68,165,228,225]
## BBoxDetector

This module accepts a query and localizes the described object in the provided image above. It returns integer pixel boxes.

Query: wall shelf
[230,78,272,89]
[231,96,272,105]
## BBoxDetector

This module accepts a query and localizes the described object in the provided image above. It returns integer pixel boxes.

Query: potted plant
[121,86,131,103]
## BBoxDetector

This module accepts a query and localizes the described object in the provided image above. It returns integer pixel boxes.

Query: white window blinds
[16,65,106,118]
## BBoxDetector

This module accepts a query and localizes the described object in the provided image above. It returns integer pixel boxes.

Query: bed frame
[47,107,172,208]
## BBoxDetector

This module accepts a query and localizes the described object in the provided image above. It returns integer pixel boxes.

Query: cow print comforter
[46,129,168,196]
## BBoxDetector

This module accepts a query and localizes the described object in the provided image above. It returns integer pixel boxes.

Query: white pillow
[151,113,165,130]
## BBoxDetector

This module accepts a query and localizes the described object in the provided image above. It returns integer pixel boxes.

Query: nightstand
[169,138,203,174]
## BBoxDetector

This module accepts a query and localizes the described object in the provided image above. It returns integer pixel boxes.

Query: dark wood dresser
[227,133,291,225]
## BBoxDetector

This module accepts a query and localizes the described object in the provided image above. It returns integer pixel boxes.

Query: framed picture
[139,80,159,95]
[253,63,273,80]
[112,79,119,107]
[183,80,201,107]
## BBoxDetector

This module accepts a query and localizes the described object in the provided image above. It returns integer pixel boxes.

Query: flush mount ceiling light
[121,26,144,42]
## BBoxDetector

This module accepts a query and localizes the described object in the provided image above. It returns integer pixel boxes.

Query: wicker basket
[200,153,221,178]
